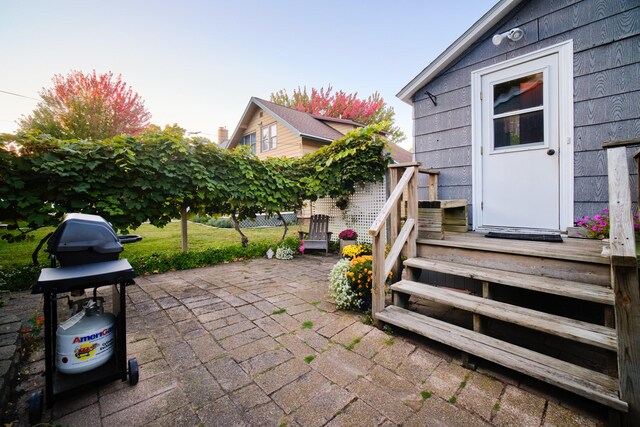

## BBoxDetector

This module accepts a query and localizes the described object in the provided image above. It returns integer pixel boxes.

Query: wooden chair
[299,214,332,256]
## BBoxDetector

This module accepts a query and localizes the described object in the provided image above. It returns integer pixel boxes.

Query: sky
[0,0,497,149]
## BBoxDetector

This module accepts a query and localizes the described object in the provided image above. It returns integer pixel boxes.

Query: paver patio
[4,255,606,426]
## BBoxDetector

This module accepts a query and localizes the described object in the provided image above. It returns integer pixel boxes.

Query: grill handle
[118,235,142,244]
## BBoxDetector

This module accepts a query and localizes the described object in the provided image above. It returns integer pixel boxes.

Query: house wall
[412,0,640,225]
[241,108,303,159]
[322,122,358,135]
[301,138,328,155]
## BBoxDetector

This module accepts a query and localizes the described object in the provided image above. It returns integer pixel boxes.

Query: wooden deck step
[391,280,617,351]
[417,231,610,265]
[375,306,627,412]
[403,257,614,305]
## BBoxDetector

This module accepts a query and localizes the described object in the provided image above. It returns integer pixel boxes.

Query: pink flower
[592,225,598,231]
[634,223,639,229]
[600,221,607,227]
[594,214,601,220]
[299,246,305,253]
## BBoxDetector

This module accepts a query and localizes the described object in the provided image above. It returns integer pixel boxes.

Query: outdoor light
[492,27,525,46]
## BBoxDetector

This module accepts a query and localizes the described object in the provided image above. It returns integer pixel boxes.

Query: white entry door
[480,53,560,230]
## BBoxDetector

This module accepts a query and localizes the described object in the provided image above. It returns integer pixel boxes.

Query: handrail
[369,166,415,237]
[370,163,420,321]
[607,146,636,266]
[605,144,640,422]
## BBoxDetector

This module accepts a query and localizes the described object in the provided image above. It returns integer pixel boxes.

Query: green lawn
[1,222,303,268]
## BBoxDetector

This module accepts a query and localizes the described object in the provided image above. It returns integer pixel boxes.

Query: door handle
[547,149,556,156]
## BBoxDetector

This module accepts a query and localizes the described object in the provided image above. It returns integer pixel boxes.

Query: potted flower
[338,229,358,253]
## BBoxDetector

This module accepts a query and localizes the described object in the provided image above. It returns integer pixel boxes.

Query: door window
[492,72,544,149]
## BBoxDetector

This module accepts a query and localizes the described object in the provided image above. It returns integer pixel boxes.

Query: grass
[301,321,313,329]
[272,308,287,315]
[345,337,361,351]
[0,222,302,267]
[421,390,432,400]
[303,355,315,364]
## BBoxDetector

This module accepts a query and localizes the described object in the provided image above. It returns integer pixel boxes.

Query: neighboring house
[397,0,639,232]
[225,97,412,162]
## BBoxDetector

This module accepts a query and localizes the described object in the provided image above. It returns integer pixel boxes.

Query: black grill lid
[46,213,123,255]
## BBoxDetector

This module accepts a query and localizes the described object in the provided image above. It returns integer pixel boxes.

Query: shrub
[345,255,393,310]
[0,264,43,292]
[275,246,294,260]
[207,217,233,228]
[328,259,361,310]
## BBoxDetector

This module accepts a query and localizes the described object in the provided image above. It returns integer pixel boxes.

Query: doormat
[485,232,563,243]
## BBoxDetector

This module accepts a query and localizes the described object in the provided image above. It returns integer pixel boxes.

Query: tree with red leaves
[270,85,404,142]
[19,70,151,140]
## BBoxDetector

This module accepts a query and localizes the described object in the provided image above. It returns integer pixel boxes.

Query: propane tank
[56,300,116,374]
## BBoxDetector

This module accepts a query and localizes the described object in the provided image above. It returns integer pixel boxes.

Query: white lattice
[310,179,387,244]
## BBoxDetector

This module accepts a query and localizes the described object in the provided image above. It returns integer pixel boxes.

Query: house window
[492,72,544,149]
[261,123,277,151]
[240,132,256,153]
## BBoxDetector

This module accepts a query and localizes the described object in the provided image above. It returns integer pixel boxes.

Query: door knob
[547,149,556,155]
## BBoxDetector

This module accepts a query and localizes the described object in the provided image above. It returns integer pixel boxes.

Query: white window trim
[261,123,277,152]
[470,40,574,231]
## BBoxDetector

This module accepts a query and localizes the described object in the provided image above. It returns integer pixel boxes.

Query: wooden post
[372,228,386,326]
[607,146,640,425]
[406,166,418,259]
[181,206,188,253]
[389,167,401,281]
[428,173,438,201]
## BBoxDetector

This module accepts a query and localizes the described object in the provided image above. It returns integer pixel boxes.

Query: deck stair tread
[375,305,627,412]
[417,232,610,265]
[391,279,617,351]
[403,257,614,305]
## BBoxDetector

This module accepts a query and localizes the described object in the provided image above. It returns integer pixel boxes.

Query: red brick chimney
[218,127,229,143]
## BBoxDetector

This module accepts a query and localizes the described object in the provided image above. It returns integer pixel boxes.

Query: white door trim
[471,40,574,231]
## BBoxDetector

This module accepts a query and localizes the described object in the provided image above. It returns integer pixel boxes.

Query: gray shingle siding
[412,0,640,226]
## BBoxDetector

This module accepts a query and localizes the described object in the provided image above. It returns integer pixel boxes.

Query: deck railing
[368,163,439,321]
[604,140,640,424]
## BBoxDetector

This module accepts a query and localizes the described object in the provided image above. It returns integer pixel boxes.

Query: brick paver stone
[103,385,189,427]
[254,358,310,395]
[229,383,271,410]
[196,395,247,427]
[291,383,355,427]
[424,362,472,400]
[231,336,280,362]
[144,405,200,427]
[240,348,293,376]
[396,347,444,385]
[271,370,333,414]
[347,377,416,424]
[405,396,492,427]
[457,371,505,421]
[177,365,224,408]
[311,345,372,387]
[542,402,598,427]
[493,385,546,427]
[325,398,392,427]
[373,338,416,371]
[206,356,252,392]
[332,321,374,347]
[275,333,316,359]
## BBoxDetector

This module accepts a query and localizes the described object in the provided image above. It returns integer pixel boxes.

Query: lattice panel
[310,180,387,244]
[239,212,297,228]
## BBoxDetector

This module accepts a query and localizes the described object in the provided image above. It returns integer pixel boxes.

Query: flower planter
[339,239,357,254]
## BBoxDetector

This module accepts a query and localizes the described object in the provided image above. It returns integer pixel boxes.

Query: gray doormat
[485,232,563,243]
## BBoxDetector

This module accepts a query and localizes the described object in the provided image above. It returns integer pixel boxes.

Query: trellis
[310,180,387,244]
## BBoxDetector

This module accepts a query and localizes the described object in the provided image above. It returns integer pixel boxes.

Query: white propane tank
[56,300,116,374]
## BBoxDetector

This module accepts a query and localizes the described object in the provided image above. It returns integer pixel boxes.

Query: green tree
[19,70,151,140]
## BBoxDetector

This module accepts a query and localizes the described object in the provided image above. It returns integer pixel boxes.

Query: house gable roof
[228,97,345,148]
[396,0,524,104]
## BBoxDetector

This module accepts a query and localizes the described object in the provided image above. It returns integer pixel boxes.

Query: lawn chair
[299,214,332,256]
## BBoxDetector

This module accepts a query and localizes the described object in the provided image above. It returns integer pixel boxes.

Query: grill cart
[28,214,141,424]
